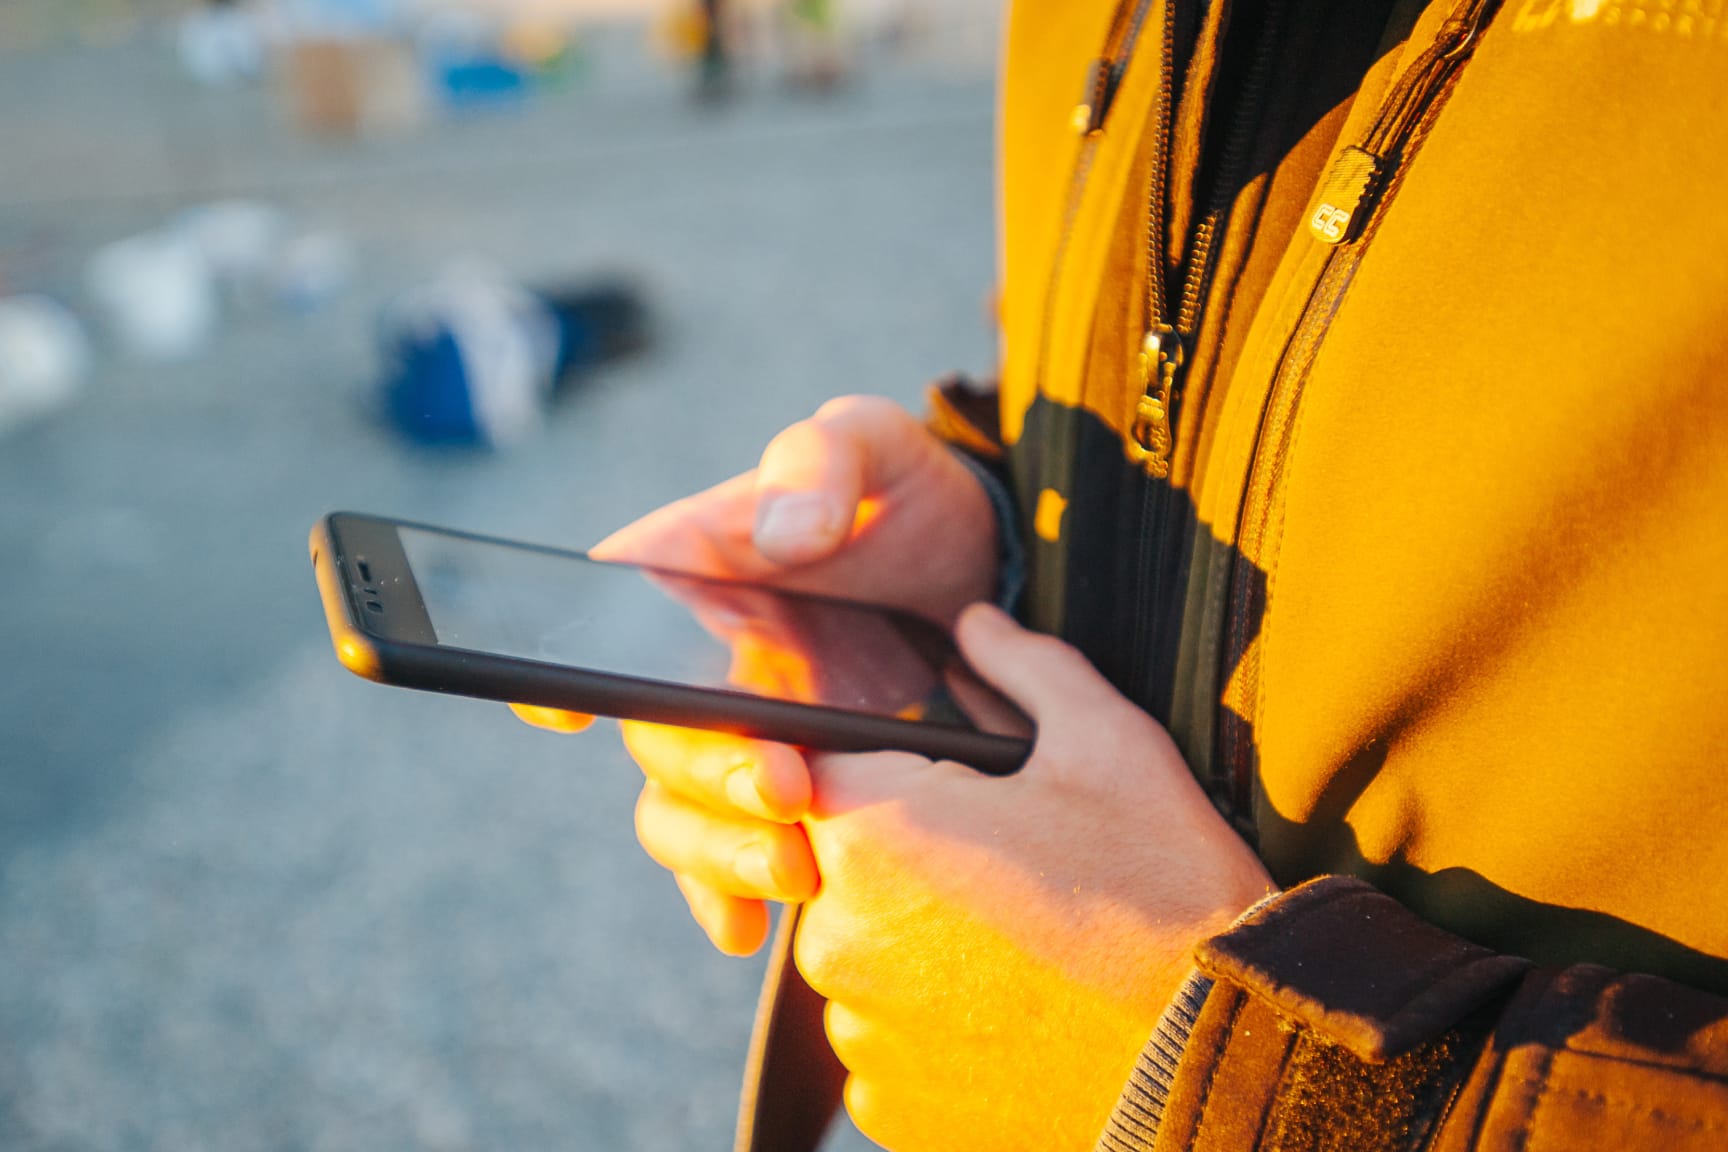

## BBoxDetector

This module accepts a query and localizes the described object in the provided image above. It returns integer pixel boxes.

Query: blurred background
[0,0,998,1146]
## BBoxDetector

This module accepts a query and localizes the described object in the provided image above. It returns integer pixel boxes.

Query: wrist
[948,448,1024,614]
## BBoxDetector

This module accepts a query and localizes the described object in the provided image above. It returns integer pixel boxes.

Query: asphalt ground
[0,26,996,1150]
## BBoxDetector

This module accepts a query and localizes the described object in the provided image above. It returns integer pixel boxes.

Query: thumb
[952,603,1129,733]
[752,396,929,566]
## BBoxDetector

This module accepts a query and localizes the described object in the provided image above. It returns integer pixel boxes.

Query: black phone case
[311,513,1031,775]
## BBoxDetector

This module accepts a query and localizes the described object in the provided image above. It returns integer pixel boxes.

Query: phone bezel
[311,512,1031,775]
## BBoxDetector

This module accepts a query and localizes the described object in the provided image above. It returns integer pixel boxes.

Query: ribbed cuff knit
[1095,971,1216,1151]
[950,448,1026,615]
[1093,892,1283,1151]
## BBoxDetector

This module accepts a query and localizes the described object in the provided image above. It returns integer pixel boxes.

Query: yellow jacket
[999,0,1728,984]
[744,4,1728,1148]
[986,0,1728,1145]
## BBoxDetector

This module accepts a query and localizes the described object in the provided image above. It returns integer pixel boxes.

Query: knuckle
[822,1000,869,1071]
[619,722,672,781]
[764,827,818,899]
[792,903,848,997]
[632,785,675,865]
[1026,628,1088,669]
[761,417,828,466]
[842,1076,891,1146]
[815,394,914,445]
[813,393,889,424]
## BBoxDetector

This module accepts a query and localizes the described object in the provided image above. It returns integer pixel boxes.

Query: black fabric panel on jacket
[1014,397,1193,722]
[1011,397,1261,834]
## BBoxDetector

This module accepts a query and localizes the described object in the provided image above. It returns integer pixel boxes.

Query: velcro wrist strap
[1197,876,1531,1061]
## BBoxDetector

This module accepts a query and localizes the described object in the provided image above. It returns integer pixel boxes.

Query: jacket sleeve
[923,371,1006,464]
[1099,876,1728,1152]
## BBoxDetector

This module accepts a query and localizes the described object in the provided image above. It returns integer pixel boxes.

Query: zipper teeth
[1174,0,1283,340]
[1143,0,1178,333]
[1222,4,1498,813]
[1175,218,1217,335]
[1132,0,1284,708]
[1364,2,1489,153]
[1128,0,1178,705]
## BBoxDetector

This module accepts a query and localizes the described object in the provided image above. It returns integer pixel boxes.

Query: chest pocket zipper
[1308,5,1490,246]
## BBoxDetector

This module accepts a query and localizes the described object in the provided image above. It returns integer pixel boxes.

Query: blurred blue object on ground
[421,11,573,110]
[434,57,531,107]
[380,265,648,448]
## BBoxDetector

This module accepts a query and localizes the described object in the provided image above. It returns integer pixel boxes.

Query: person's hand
[795,603,1275,1151]
[512,396,1001,954]
[602,393,999,620]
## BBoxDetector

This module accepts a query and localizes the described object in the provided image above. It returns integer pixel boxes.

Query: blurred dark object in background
[381,266,650,448]
[696,0,733,102]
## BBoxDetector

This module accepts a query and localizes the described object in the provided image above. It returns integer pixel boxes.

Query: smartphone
[310,512,1033,774]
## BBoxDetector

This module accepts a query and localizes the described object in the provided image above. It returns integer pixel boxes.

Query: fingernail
[726,764,775,820]
[756,493,842,549]
[734,843,779,896]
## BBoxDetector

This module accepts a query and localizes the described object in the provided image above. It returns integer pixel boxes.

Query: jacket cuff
[1095,971,1215,1151]
[950,450,1025,614]
[1196,876,1531,1061]
[924,372,1004,461]
[1151,877,1528,1152]
[1094,893,1283,1151]
[923,373,1024,613]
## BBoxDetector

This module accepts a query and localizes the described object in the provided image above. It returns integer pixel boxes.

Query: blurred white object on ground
[173,200,292,289]
[274,231,357,313]
[178,5,268,85]
[86,231,219,361]
[0,295,91,435]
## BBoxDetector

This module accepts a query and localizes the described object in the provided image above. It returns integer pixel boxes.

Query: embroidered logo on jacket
[1514,0,1728,38]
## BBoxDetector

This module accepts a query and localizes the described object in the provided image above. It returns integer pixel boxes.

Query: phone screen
[392,526,1021,736]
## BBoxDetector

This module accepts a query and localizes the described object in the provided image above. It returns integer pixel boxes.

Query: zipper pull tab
[1131,327,1184,477]
[1072,58,1112,135]
[1308,145,1384,246]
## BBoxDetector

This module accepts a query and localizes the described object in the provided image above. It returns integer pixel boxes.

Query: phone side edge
[310,517,387,683]
[411,648,1034,775]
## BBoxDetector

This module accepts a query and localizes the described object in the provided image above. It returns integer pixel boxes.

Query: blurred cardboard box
[276,37,425,138]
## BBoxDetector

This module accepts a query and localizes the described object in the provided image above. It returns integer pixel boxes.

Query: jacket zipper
[1307,5,1488,247]
[1222,0,1500,816]
[1128,0,1284,710]
[1074,0,1159,136]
